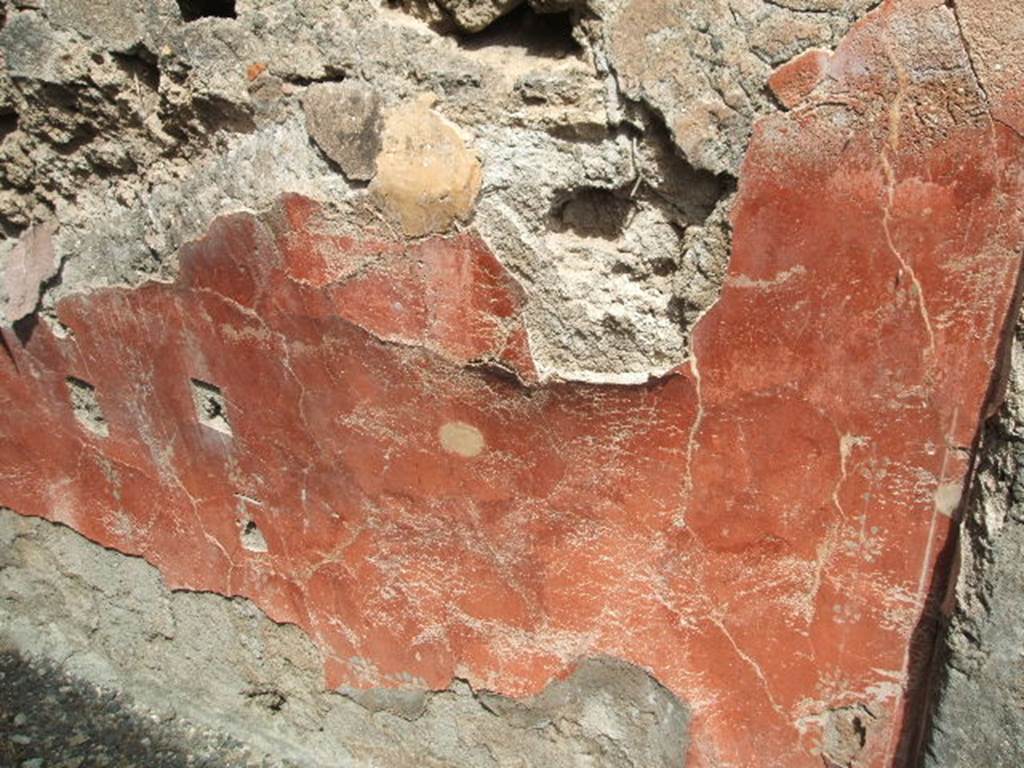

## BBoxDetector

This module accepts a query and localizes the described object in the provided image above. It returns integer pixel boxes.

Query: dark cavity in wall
[176,0,237,22]
[0,110,18,144]
[456,4,579,58]
[549,187,635,239]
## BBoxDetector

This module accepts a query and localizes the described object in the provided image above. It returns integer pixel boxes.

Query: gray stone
[436,0,524,32]
[601,0,879,174]
[302,82,383,182]
[46,0,152,53]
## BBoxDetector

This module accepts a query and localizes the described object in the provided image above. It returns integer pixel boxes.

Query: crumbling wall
[0,0,893,383]
[1,0,1023,766]
[0,0,738,382]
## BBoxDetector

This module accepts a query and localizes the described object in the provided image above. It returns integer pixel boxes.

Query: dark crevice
[455,4,580,58]
[66,376,109,437]
[610,94,734,225]
[176,0,237,22]
[647,127,731,222]
[0,217,29,241]
[548,186,634,239]
[12,314,38,347]
[275,68,348,87]
[541,111,729,240]
[0,110,18,143]
[239,518,268,553]
[33,81,81,116]
[191,378,232,436]
[387,0,583,53]
[193,95,257,136]
[51,128,99,157]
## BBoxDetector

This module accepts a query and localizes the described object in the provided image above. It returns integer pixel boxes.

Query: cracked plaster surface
[1,0,1024,765]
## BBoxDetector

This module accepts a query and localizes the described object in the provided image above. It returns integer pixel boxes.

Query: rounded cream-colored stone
[439,421,485,458]
[370,94,482,237]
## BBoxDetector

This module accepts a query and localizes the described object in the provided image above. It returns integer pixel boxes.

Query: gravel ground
[0,650,290,768]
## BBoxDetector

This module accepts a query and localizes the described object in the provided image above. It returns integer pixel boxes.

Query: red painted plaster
[2,2,1022,765]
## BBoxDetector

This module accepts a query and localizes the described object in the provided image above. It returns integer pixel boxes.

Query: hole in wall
[0,110,18,144]
[549,187,634,239]
[0,217,28,241]
[667,295,700,330]
[176,0,237,22]
[456,4,579,58]
[190,378,232,435]
[650,257,678,277]
[66,376,109,437]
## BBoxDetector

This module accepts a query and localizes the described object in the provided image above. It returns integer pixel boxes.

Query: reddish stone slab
[2,221,57,324]
[2,2,1022,765]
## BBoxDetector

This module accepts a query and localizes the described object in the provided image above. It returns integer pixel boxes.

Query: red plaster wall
[3,1,1023,765]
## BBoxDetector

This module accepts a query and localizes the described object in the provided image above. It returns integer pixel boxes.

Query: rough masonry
[1,0,1023,766]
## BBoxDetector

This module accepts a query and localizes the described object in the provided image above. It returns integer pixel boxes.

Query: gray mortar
[921,314,1024,767]
[66,374,110,437]
[0,507,690,768]
[0,649,285,768]
[0,0,877,381]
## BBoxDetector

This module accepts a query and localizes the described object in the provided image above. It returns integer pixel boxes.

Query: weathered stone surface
[370,95,482,236]
[0,0,256,235]
[302,82,382,181]
[435,0,524,31]
[602,0,877,174]
[951,0,1024,134]
[45,0,152,52]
